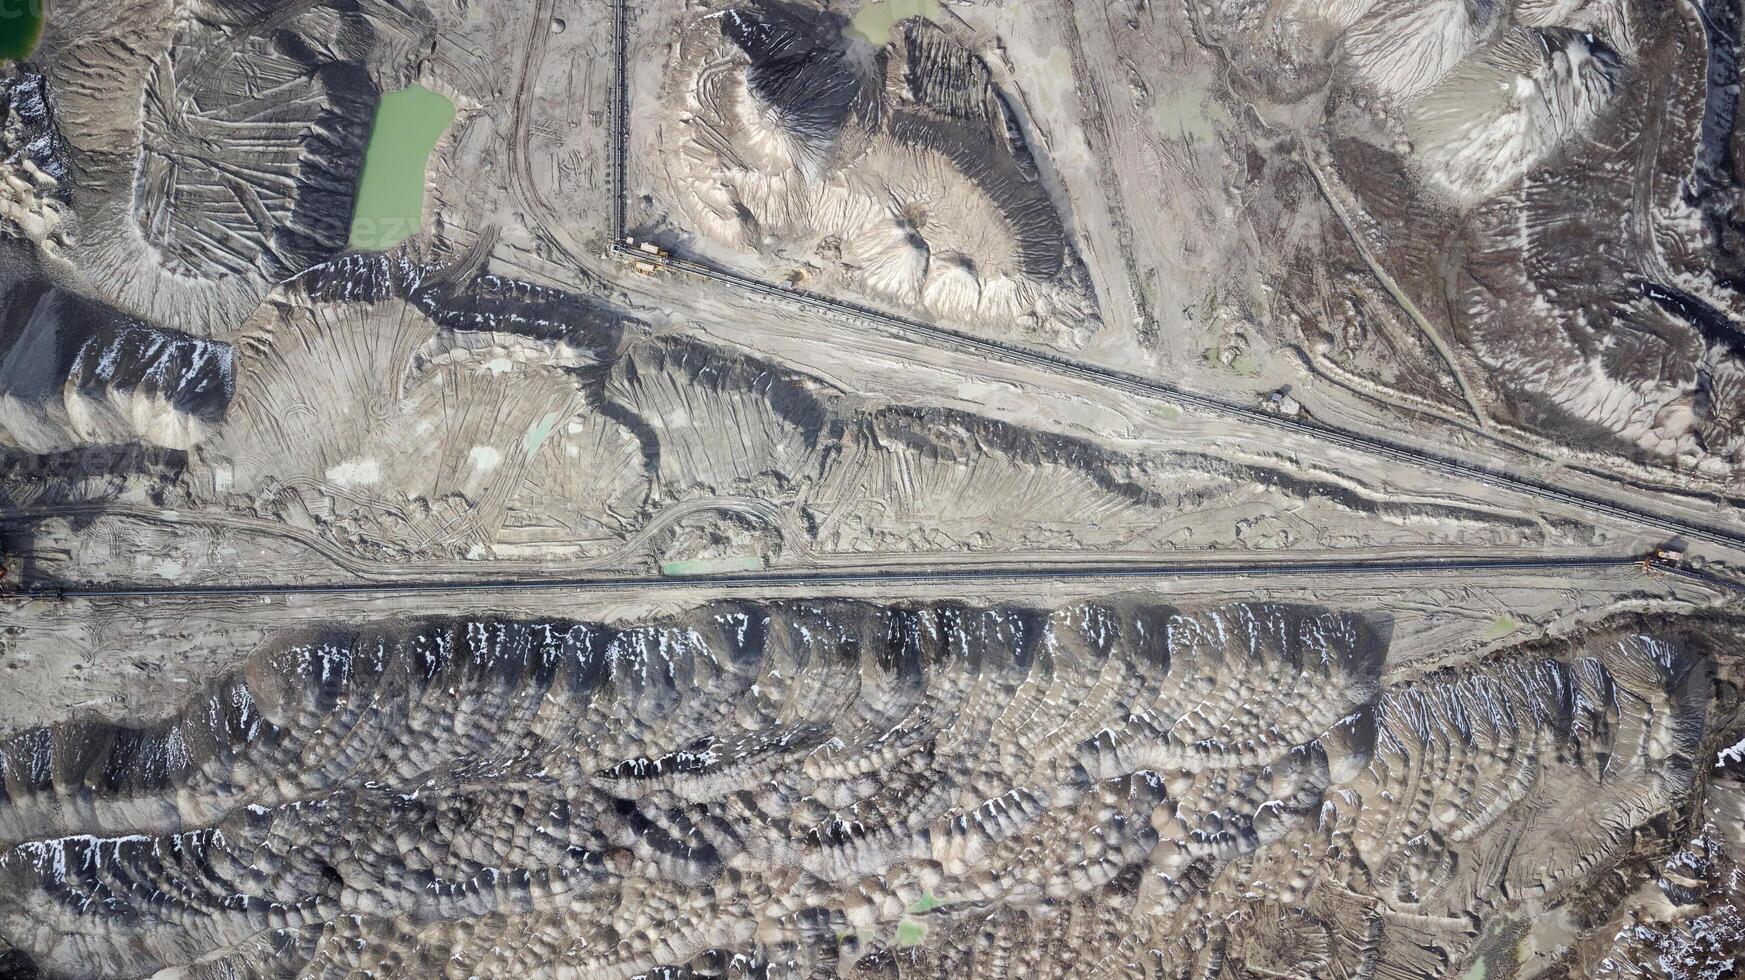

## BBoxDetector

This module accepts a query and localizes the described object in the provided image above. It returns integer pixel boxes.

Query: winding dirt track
[596,0,1745,550]
[507,0,595,268]
[3,494,800,582]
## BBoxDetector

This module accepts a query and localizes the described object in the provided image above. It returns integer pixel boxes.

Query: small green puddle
[1228,352,1261,377]
[895,920,927,946]
[0,0,47,61]
[661,556,764,577]
[348,84,455,250]
[523,411,560,455]
[907,891,941,914]
[1482,616,1519,642]
[1459,959,1488,980]
[846,0,939,46]
[1152,84,1227,143]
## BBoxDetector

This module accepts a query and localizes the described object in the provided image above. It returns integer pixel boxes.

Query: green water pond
[661,556,765,577]
[847,0,939,46]
[0,0,46,61]
[348,84,455,250]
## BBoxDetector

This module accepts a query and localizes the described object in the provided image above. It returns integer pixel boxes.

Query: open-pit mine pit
[2,0,1745,977]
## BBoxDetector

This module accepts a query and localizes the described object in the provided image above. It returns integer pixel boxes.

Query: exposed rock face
[0,602,1716,977]
[647,1,1096,342]
[16,0,429,334]
[0,70,73,255]
[1595,823,1745,979]
[1406,26,1622,201]
[1199,0,1745,477]
[0,273,233,453]
[1200,0,1628,198]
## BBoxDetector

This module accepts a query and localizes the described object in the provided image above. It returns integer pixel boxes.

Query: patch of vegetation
[1482,615,1519,641]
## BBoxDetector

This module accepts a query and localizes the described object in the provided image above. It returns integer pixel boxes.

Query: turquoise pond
[348,84,456,251]
[0,0,46,61]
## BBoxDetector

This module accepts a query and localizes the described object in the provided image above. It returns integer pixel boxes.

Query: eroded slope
[637,0,1096,344]
[0,601,1727,978]
[8,0,432,332]
[1196,0,1745,479]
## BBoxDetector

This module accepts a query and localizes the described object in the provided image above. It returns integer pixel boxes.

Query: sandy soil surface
[2,0,1745,976]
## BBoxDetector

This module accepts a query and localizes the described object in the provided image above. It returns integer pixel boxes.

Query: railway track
[12,554,1737,600]
[601,0,1745,552]
[614,242,1745,550]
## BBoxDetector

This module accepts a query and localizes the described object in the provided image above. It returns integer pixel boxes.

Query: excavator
[1642,544,1687,576]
